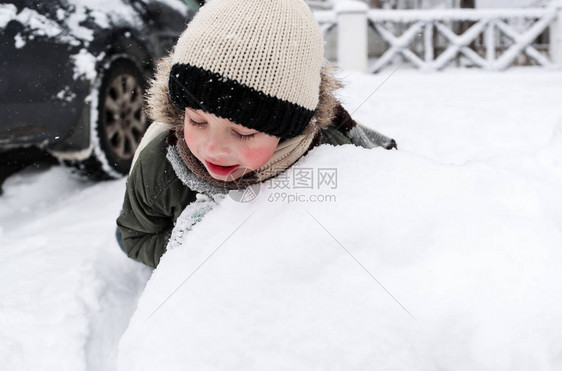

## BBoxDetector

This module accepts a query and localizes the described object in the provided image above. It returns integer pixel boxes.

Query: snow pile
[119,134,562,369]
[0,167,150,371]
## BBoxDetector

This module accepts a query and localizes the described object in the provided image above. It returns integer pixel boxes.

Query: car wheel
[73,58,149,180]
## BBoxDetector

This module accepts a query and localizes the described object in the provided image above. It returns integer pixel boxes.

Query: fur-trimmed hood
[144,55,345,135]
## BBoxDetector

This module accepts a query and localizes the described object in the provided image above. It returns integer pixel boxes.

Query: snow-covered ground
[0,167,150,371]
[1,68,561,370]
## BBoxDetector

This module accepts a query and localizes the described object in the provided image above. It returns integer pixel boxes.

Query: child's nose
[203,125,233,158]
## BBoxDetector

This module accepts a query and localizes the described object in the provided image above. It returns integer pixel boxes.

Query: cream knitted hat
[169,0,324,139]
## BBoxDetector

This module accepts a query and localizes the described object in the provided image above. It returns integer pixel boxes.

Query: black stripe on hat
[169,63,314,139]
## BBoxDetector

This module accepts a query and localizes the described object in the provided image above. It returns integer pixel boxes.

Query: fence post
[334,1,368,72]
[550,0,562,65]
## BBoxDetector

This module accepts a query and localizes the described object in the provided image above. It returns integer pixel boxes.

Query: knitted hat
[169,0,324,140]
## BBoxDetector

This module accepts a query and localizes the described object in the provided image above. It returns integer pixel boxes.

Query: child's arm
[329,103,397,150]
[117,158,197,268]
[350,122,397,150]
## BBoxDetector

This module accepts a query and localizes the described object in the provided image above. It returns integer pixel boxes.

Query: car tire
[71,58,149,180]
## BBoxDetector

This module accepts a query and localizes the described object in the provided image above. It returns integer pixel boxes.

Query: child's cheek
[241,144,277,169]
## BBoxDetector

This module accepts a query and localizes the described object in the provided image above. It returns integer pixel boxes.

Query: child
[116,0,396,268]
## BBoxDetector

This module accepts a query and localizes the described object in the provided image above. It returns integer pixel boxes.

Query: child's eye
[188,119,206,128]
[235,131,256,141]
[189,118,255,140]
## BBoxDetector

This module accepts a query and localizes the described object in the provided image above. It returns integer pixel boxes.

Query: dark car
[0,0,203,179]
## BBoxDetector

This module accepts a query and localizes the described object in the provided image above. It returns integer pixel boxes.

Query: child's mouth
[205,160,239,176]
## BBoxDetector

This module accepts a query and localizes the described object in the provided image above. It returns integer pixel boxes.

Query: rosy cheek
[241,145,276,169]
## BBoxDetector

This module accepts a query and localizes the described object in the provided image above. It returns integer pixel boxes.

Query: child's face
[183,108,281,181]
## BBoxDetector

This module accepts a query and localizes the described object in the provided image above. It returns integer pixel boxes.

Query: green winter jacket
[116,115,396,268]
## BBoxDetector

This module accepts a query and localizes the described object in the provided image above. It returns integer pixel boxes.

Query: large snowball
[119,144,562,370]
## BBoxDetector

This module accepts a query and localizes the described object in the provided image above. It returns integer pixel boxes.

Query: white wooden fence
[314,0,562,72]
